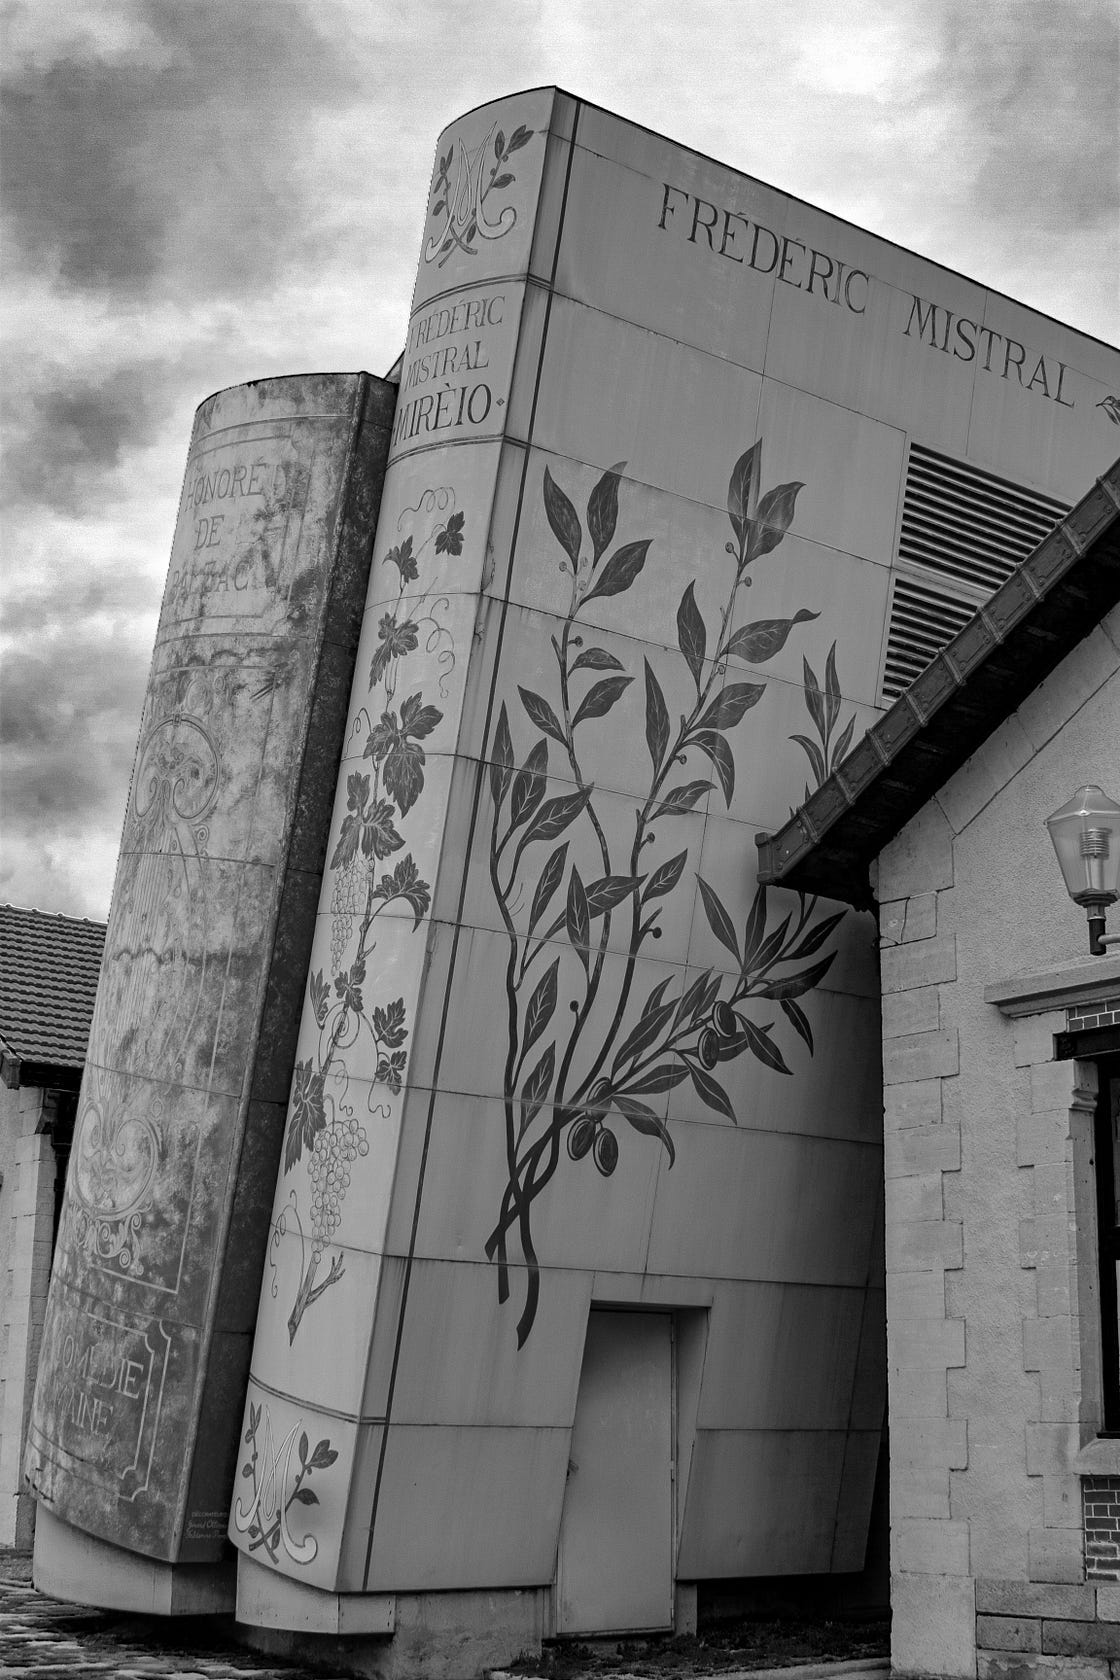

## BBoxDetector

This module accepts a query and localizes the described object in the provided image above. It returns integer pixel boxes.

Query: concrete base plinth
[237,1553,396,1635]
[32,1507,235,1615]
[235,1563,549,1680]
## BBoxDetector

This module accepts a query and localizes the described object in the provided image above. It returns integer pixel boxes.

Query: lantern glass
[1045,784,1120,906]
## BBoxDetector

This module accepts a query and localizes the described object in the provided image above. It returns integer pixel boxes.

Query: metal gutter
[756,459,1120,908]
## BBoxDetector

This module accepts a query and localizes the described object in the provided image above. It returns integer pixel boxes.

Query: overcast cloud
[1,0,1117,919]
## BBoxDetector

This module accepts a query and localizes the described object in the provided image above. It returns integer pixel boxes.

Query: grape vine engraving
[279,489,462,1341]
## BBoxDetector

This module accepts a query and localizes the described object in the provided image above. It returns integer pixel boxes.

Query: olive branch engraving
[484,440,852,1345]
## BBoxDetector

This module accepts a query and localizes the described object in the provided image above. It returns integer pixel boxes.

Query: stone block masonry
[876,638,1120,1676]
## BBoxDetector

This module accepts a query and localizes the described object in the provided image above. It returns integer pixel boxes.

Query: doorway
[556,1309,674,1634]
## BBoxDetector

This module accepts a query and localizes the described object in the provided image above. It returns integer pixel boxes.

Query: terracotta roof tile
[0,903,105,1072]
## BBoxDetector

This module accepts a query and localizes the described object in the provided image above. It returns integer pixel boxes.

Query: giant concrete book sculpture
[26,373,396,1604]
[28,87,1120,1657]
[224,90,1120,1646]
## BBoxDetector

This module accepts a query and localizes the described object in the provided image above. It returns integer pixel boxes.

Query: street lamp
[1046,784,1120,956]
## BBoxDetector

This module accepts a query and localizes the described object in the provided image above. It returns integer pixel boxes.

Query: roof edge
[757,458,1120,907]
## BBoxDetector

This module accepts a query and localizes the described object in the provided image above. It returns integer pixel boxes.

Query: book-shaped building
[27,87,1120,1657]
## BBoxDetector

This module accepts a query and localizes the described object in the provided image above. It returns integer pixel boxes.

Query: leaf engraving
[698,682,766,733]
[676,581,707,691]
[644,849,688,901]
[587,462,625,564]
[566,867,590,970]
[692,729,735,805]
[750,481,803,557]
[727,441,760,552]
[522,958,559,1059]
[510,739,548,831]
[572,674,632,728]
[726,609,820,665]
[570,646,625,674]
[644,658,670,772]
[612,1096,676,1165]
[490,703,514,808]
[654,779,711,817]
[529,844,568,932]
[583,540,651,604]
[522,786,592,849]
[688,1061,736,1120]
[519,1041,555,1137]
[697,876,740,961]
[519,685,566,746]
[543,467,582,566]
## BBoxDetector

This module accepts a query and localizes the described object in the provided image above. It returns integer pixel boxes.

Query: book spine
[25,373,395,1567]
[228,89,558,1593]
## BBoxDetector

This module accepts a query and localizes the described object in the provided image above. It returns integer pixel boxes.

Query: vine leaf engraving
[281,488,462,1340]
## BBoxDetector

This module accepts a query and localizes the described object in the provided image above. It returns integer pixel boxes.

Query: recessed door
[556,1310,673,1633]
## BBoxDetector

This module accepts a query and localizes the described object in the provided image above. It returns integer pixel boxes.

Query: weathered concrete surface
[24,375,396,1570]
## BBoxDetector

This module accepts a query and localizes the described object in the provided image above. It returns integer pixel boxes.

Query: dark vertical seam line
[829,1155,885,1569]
[363,100,583,1588]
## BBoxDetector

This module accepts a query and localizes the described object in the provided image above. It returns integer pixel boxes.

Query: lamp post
[1046,784,1120,956]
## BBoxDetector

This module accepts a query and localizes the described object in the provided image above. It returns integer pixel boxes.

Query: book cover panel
[228,92,562,1587]
[25,377,380,1562]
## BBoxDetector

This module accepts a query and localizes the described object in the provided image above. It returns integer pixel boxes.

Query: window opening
[1095,1055,1120,1432]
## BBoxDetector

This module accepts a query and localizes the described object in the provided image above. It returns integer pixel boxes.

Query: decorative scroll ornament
[233,1400,338,1568]
[70,706,221,1275]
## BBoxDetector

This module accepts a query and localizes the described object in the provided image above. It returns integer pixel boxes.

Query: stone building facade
[0,905,103,1548]
[761,467,1120,1674]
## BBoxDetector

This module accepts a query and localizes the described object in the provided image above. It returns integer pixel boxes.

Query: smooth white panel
[555,142,776,376]
[644,1124,880,1284]
[530,297,764,513]
[557,1312,674,1632]
[754,379,906,567]
[359,1257,590,1427]
[358,1423,570,1590]
[695,1282,867,1430]
[676,1427,849,1576]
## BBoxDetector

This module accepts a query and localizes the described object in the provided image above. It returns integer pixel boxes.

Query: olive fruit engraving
[712,1000,737,1038]
[567,1116,597,1160]
[593,1127,619,1176]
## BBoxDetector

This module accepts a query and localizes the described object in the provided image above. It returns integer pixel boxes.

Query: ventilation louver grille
[881,575,979,702]
[880,445,1068,704]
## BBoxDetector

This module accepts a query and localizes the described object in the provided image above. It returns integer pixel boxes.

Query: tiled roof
[0,904,105,1073]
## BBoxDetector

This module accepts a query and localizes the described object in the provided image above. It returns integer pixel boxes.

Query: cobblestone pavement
[0,1552,344,1679]
[0,1553,892,1680]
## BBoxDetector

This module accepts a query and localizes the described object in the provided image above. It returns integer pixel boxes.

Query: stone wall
[875,604,1120,1677]
[0,1083,56,1549]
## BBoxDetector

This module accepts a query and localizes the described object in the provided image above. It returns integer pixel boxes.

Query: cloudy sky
[2,0,1117,921]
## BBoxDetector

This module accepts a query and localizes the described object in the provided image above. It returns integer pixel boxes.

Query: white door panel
[556,1310,673,1633]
